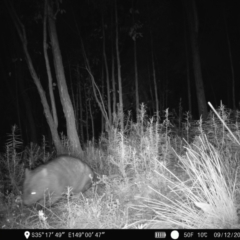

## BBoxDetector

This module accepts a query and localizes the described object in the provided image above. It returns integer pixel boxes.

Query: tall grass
[1,105,240,229]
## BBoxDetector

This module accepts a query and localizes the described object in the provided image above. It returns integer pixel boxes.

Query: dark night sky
[0,0,240,147]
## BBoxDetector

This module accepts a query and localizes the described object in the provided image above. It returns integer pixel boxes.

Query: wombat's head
[22,168,49,206]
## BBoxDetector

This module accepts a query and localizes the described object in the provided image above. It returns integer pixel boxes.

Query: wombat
[22,155,93,206]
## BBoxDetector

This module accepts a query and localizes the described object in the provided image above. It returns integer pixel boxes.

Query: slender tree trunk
[75,81,79,130]
[16,64,37,143]
[112,49,116,120]
[131,7,140,119]
[115,0,124,130]
[89,97,94,140]
[101,64,105,132]
[84,84,89,141]
[153,56,159,116]
[80,33,110,129]
[47,2,82,155]
[111,6,116,120]
[13,65,22,141]
[78,80,84,145]
[7,0,63,153]
[134,39,139,119]
[165,69,169,109]
[222,5,235,109]
[185,0,208,119]
[184,11,192,113]
[68,60,78,132]
[43,0,58,127]
[102,15,112,126]
[150,31,159,117]
[149,84,154,115]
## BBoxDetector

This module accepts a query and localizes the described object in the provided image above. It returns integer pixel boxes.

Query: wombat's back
[23,155,93,206]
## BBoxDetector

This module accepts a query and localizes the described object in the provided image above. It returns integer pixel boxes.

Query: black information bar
[0,229,240,239]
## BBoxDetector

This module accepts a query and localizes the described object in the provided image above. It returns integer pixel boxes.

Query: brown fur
[22,155,93,206]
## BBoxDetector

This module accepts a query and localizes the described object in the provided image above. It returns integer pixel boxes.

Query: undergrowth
[0,104,240,229]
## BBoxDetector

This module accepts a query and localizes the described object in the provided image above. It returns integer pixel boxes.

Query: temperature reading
[184,232,194,238]
[198,232,208,238]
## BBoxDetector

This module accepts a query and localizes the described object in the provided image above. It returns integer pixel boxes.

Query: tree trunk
[43,0,58,127]
[18,65,37,143]
[47,2,82,155]
[150,31,159,118]
[111,6,117,121]
[131,7,140,120]
[84,84,89,141]
[89,97,94,140]
[112,49,116,121]
[101,64,105,132]
[184,10,192,113]
[222,4,235,110]
[134,39,139,120]
[8,0,63,153]
[78,80,84,145]
[102,15,112,126]
[115,0,124,130]
[185,0,208,119]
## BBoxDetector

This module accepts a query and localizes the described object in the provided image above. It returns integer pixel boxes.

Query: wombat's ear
[25,169,31,178]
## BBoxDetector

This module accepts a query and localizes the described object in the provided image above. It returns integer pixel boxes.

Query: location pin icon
[24,231,30,239]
